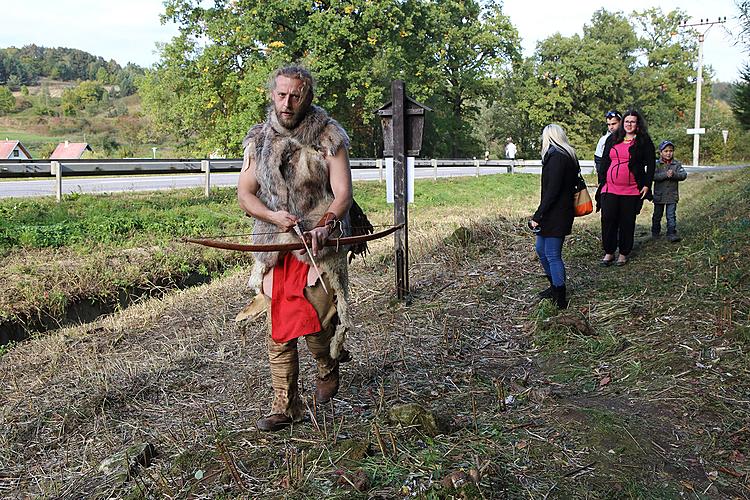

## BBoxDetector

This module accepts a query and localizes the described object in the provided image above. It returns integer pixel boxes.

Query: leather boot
[315,365,339,404]
[256,414,294,432]
[538,275,554,299]
[552,285,568,309]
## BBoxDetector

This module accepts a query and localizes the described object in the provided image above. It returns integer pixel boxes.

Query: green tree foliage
[0,45,143,94]
[0,86,15,115]
[630,8,696,132]
[418,0,520,157]
[732,1,750,130]
[731,65,750,129]
[60,81,106,116]
[139,0,518,157]
[475,8,701,158]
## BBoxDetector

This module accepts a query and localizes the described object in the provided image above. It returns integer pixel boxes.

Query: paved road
[0,166,518,198]
[0,165,743,199]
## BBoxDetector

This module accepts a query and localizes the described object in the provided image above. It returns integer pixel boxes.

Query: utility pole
[680,17,726,167]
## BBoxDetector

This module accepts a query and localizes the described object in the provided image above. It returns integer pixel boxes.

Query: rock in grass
[336,438,372,461]
[440,469,481,495]
[543,310,595,336]
[445,227,472,247]
[335,468,369,491]
[99,442,156,483]
[389,403,450,436]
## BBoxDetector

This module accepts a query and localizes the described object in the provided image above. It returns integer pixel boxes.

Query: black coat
[532,146,578,237]
[597,134,656,202]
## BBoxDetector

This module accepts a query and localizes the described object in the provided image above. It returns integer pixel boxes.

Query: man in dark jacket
[651,140,687,242]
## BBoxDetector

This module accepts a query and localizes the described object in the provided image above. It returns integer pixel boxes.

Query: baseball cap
[659,140,674,151]
[605,110,622,119]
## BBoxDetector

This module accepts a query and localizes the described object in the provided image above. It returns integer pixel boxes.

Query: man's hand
[666,169,674,178]
[306,226,330,257]
[640,186,650,199]
[269,210,299,231]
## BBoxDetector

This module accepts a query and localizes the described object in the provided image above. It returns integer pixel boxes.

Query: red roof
[50,142,93,159]
[0,140,32,159]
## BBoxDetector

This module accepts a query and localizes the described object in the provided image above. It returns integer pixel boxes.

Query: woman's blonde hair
[541,123,577,162]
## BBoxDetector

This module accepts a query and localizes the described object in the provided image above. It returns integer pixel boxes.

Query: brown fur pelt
[243,105,352,277]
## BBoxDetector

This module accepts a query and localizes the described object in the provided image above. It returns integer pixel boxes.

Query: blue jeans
[652,203,677,235]
[535,236,566,286]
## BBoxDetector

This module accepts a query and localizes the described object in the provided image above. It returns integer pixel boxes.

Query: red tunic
[270,253,321,343]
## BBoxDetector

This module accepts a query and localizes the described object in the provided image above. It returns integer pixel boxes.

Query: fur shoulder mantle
[242,105,349,161]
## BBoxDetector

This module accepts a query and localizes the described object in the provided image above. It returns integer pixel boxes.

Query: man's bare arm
[308,147,353,255]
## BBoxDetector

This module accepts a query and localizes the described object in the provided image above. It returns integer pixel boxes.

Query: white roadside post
[680,17,727,167]
[376,158,383,183]
[691,33,705,168]
[474,156,479,177]
[51,160,62,202]
[432,158,438,180]
[201,159,210,197]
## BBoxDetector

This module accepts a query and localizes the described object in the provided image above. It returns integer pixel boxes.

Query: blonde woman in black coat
[529,124,579,308]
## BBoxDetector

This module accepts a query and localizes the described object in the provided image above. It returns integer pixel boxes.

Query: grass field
[0,128,68,145]
[0,174,541,334]
[0,169,748,497]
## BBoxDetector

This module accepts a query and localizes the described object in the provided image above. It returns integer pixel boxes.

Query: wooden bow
[183,224,404,252]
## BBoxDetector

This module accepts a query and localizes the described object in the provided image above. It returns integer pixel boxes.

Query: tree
[417,0,519,157]
[0,86,14,115]
[61,81,105,116]
[732,1,750,129]
[732,65,750,129]
[140,0,518,157]
[630,8,696,136]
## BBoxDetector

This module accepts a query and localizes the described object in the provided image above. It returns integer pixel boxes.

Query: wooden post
[392,80,409,300]
[202,160,210,197]
[51,161,62,202]
[376,158,383,183]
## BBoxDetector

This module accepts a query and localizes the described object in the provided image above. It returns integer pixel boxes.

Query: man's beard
[275,103,310,129]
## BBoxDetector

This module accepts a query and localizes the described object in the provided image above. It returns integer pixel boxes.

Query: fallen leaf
[599,375,611,387]
[516,440,528,450]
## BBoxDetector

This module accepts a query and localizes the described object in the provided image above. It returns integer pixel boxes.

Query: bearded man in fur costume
[238,65,355,432]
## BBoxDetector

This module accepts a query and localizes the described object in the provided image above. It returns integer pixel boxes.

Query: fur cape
[243,105,352,358]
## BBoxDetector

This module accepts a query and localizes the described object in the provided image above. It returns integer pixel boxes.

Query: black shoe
[552,285,568,309]
[651,231,661,239]
[538,275,554,299]
[667,233,681,242]
[337,348,352,363]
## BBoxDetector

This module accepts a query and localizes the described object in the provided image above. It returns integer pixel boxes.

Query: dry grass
[1,170,748,498]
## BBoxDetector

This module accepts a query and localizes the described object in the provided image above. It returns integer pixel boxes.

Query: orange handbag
[573,174,593,217]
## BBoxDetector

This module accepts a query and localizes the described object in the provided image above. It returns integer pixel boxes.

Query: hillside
[1,170,748,497]
[0,85,174,159]
[0,45,167,159]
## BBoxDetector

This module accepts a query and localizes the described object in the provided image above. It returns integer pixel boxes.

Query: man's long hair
[541,123,577,162]
[268,64,315,106]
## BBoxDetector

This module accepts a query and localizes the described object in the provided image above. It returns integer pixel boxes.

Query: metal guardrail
[0,157,597,177]
[0,157,598,201]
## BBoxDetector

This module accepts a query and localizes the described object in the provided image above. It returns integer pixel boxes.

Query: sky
[0,0,746,82]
